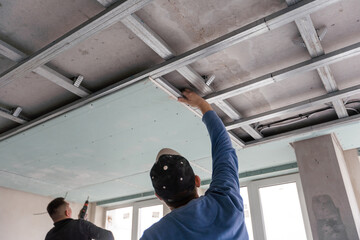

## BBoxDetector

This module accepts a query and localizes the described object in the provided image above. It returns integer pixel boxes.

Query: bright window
[259,182,307,240]
[106,206,133,240]
[240,187,254,240]
[138,205,163,238]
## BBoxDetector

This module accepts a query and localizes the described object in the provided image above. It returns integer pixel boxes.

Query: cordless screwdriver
[79,196,89,220]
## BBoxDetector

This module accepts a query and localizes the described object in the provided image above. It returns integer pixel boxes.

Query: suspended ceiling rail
[143,0,342,80]
[0,0,153,88]
[0,0,356,146]
[120,14,212,94]
[286,0,348,118]
[98,0,344,143]
[224,84,360,131]
[118,13,263,140]
[0,40,91,97]
[0,0,340,89]
[246,113,360,147]
[0,107,27,124]
[205,42,360,103]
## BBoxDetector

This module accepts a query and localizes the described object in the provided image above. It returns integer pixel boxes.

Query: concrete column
[344,149,360,210]
[293,134,360,240]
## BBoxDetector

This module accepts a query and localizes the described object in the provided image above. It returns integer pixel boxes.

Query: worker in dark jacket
[141,89,249,239]
[45,197,114,240]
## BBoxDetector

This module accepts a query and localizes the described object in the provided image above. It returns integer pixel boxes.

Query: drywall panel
[0,80,212,202]
[1,77,360,203]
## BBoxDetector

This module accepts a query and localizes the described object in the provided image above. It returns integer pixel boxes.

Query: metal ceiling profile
[119,13,262,141]
[205,42,360,103]
[0,39,91,97]
[0,107,27,124]
[0,0,152,87]
[225,84,360,131]
[286,0,348,119]
[0,0,359,149]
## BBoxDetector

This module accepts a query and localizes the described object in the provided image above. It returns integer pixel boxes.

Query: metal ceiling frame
[0,107,27,124]
[0,0,153,88]
[225,84,360,131]
[205,42,360,103]
[0,0,358,147]
[246,112,360,147]
[286,0,348,119]
[0,0,339,89]
[0,39,91,97]
[141,0,342,80]
[118,13,263,140]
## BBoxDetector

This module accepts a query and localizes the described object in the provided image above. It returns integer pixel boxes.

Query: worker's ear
[65,209,71,217]
[195,175,201,188]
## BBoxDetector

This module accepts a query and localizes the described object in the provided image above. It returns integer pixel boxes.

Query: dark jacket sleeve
[80,220,114,240]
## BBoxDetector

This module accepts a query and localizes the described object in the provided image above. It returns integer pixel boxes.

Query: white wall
[0,186,105,240]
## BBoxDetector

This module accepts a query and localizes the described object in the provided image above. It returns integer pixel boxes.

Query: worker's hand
[178,89,213,114]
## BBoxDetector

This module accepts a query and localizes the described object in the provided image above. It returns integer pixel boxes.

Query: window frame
[104,173,312,240]
[105,198,167,240]
[245,174,313,240]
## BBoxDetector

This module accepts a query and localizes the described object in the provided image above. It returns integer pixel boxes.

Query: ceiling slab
[226,70,326,118]
[0,72,79,118]
[49,22,164,91]
[0,0,103,53]
[311,0,360,53]
[330,55,360,90]
[136,0,287,54]
[192,23,310,91]
[0,55,14,73]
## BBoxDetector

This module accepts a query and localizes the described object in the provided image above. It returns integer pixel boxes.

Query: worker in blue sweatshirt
[141,89,249,240]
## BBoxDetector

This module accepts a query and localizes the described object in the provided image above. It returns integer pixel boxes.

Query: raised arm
[178,89,240,194]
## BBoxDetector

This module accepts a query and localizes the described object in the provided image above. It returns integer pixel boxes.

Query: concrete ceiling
[0,0,360,204]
